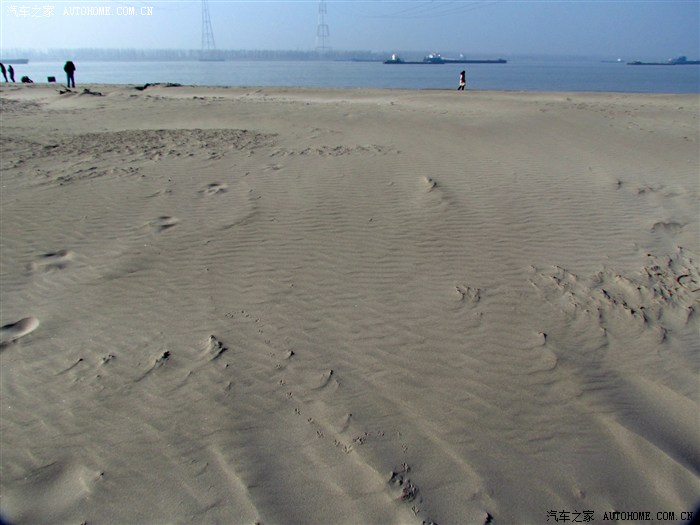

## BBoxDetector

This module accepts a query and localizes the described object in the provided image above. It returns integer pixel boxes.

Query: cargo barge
[628,56,699,66]
[384,53,506,65]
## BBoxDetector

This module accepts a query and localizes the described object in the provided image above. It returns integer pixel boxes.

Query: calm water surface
[11,58,700,93]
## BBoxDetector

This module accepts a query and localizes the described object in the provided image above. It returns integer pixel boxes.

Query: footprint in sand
[0,317,40,347]
[420,176,451,208]
[677,274,700,293]
[145,189,173,198]
[534,334,559,370]
[388,466,419,503]
[422,176,437,191]
[200,182,228,196]
[27,250,74,272]
[312,369,338,391]
[455,285,481,305]
[651,221,685,235]
[202,335,229,361]
[149,215,179,232]
[135,350,172,382]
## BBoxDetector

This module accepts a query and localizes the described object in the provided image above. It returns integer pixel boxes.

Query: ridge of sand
[1,84,698,524]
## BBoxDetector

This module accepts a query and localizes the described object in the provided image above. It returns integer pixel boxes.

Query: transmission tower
[201,0,217,60]
[316,0,330,53]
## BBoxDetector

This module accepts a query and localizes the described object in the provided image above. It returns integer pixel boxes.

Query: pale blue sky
[1,0,698,59]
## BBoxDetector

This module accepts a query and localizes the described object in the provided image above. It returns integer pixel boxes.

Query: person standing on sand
[8,65,15,82]
[64,60,76,88]
[458,70,466,90]
[1,63,7,82]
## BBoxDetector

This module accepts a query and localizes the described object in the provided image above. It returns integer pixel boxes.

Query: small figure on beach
[64,61,76,88]
[458,70,466,90]
[1,63,7,82]
[21,76,34,83]
[8,65,15,82]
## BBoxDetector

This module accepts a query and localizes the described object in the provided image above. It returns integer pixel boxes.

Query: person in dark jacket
[0,63,7,82]
[458,70,466,90]
[64,61,76,88]
[8,65,15,82]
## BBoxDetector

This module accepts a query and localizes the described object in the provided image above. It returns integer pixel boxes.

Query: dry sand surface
[0,83,698,524]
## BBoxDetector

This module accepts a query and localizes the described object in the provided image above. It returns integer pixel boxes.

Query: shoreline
[6,80,700,94]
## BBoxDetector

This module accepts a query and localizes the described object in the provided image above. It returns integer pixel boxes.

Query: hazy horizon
[6,49,693,61]
[1,1,698,61]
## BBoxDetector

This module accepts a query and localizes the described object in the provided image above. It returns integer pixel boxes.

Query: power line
[366,0,499,19]
[380,1,455,18]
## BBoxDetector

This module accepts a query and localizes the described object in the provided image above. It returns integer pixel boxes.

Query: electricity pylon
[316,0,330,53]
[201,0,217,60]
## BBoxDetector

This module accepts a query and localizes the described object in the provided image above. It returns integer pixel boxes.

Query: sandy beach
[1,83,698,524]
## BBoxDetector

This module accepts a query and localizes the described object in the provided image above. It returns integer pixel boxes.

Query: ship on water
[628,56,699,66]
[384,53,506,65]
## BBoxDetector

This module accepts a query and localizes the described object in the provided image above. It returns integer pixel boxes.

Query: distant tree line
[3,48,389,62]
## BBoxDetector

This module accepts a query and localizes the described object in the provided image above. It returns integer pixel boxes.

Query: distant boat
[423,53,507,64]
[384,53,506,65]
[628,56,699,66]
[0,58,29,64]
[384,54,407,64]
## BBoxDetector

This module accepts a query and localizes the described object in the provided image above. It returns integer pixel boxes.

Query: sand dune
[1,84,698,524]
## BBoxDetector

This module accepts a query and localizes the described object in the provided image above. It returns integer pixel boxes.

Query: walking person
[1,63,7,82]
[8,65,15,82]
[458,70,466,90]
[64,60,76,88]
